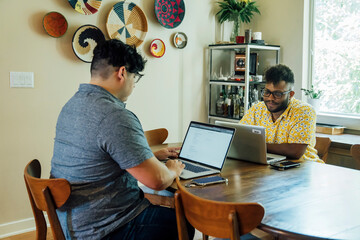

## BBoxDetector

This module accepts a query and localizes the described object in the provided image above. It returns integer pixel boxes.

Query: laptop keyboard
[184,162,209,173]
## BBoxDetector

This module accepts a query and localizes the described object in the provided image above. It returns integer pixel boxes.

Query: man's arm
[153,147,180,160]
[269,104,317,160]
[267,143,308,159]
[127,157,184,191]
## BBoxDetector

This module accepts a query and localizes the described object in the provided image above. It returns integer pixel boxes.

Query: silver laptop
[215,121,286,164]
[177,121,235,180]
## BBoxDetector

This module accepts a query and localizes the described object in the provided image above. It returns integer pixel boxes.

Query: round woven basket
[43,12,68,38]
[72,25,105,63]
[67,0,102,15]
[106,1,148,47]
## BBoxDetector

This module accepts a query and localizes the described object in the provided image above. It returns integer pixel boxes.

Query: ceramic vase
[308,98,320,112]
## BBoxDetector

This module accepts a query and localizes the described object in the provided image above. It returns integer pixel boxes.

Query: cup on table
[253,32,262,40]
[236,36,245,44]
[245,29,252,43]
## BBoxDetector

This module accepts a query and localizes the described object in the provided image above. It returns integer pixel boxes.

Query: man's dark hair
[91,39,146,79]
[264,64,294,87]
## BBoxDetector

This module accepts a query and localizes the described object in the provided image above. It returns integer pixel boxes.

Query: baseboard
[0,217,36,238]
[0,215,49,238]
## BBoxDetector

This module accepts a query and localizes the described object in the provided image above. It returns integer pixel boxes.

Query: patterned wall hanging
[150,39,166,58]
[173,32,187,49]
[155,0,185,29]
[72,25,105,63]
[106,1,148,47]
[68,0,102,15]
[43,12,68,38]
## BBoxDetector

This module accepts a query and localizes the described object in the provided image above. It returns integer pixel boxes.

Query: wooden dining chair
[142,128,175,207]
[350,144,360,169]
[24,159,71,240]
[315,137,331,162]
[144,128,168,146]
[174,178,265,240]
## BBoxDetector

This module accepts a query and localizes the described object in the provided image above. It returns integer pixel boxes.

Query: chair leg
[175,192,189,240]
[202,233,209,240]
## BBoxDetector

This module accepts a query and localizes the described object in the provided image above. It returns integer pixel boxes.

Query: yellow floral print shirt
[240,98,322,163]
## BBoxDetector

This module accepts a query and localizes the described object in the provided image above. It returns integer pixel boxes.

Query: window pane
[313,0,360,116]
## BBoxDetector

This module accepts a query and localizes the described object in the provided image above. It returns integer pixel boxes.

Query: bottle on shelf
[224,86,232,117]
[238,86,245,117]
[252,87,259,106]
[233,94,240,119]
[216,92,225,116]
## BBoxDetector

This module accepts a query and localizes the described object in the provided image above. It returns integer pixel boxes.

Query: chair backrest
[315,137,331,162]
[350,144,360,164]
[24,159,71,240]
[144,128,168,146]
[174,178,264,240]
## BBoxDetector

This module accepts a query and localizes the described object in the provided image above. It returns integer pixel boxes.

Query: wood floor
[1,229,53,240]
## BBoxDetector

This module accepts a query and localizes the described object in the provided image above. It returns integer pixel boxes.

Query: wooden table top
[155,143,360,239]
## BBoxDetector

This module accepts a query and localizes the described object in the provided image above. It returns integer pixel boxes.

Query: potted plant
[216,0,260,42]
[301,85,323,111]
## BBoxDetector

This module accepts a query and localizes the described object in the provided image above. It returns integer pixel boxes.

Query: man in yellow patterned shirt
[240,64,322,162]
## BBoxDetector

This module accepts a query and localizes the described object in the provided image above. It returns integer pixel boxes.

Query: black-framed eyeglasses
[134,73,144,83]
[124,67,143,84]
[261,89,291,99]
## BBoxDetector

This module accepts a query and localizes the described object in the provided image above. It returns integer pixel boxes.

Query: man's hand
[165,159,185,178]
[267,143,308,159]
[127,156,185,190]
[154,147,180,160]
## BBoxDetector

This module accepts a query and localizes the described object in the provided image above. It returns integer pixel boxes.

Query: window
[310,0,360,126]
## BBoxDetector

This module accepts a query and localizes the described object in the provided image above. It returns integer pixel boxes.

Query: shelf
[208,43,280,51]
[210,80,266,86]
[208,115,241,123]
[207,43,280,124]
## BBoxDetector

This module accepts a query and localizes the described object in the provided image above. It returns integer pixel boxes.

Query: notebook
[215,121,286,164]
[176,121,235,180]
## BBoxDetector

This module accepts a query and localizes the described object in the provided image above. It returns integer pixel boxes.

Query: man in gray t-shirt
[51,40,193,240]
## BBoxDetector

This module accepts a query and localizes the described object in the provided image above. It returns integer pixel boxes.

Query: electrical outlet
[10,72,34,88]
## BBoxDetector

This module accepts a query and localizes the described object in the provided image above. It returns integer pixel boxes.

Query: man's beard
[265,98,290,113]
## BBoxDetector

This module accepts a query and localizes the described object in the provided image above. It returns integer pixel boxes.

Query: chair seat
[139,182,175,208]
[139,182,174,197]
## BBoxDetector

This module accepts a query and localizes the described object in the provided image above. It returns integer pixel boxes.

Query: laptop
[176,121,235,180]
[215,121,286,164]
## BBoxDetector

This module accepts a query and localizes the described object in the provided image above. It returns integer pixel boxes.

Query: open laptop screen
[179,122,234,169]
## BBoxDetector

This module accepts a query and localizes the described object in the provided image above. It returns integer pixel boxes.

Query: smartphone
[270,161,301,171]
[190,176,228,186]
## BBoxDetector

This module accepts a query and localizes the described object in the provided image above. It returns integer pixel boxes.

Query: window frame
[308,0,360,131]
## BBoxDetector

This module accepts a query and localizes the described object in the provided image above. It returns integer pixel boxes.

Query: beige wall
[250,0,308,98]
[0,0,307,236]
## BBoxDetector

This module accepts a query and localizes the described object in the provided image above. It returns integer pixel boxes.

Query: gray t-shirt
[51,84,153,239]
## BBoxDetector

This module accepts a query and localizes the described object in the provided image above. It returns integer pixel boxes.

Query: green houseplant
[301,85,323,99]
[216,0,260,42]
[301,85,323,112]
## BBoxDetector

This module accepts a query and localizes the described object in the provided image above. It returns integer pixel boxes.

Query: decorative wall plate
[106,1,148,47]
[150,39,165,58]
[68,0,102,15]
[155,0,185,29]
[43,12,68,38]
[173,32,187,49]
[72,25,105,63]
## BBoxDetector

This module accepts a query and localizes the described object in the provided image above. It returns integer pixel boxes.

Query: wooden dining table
[154,143,360,239]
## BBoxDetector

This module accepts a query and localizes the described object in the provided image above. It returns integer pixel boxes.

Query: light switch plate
[10,72,34,88]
